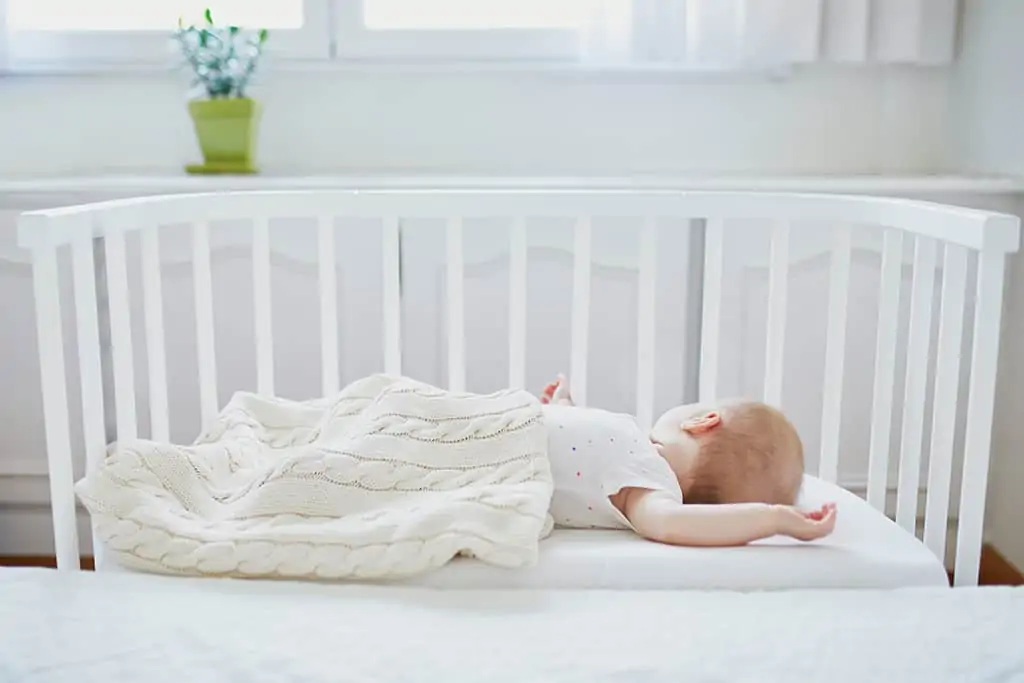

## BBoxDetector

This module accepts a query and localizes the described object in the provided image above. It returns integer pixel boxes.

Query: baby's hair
[684,400,804,506]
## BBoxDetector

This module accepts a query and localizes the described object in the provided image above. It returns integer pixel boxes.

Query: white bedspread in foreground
[75,375,553,580]
[3,568,1022,683]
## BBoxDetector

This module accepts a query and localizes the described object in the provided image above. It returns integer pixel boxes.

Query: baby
[538,375,837,546]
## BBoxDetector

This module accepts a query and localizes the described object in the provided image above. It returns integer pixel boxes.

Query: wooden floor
[2,544,1022,585]
[1,555,95,570]
[976,544,1024,586]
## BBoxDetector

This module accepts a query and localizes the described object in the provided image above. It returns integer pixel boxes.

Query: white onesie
[542,403,683,530]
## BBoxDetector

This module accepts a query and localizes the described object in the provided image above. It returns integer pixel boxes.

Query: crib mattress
[2,568,1021,683]
[102,476,948,589]
[401,476,949,589]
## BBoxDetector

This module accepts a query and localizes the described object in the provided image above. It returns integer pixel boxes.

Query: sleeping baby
[538,374,837,546]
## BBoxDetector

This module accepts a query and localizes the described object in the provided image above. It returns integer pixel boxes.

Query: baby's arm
[617,488,837,547]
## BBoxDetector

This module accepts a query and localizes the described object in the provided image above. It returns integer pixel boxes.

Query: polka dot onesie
[542,403,683,530]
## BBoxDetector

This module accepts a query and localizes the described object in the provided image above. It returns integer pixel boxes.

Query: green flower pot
[186,97,262,174]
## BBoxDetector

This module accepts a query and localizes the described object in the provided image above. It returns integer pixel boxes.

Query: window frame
[333,1,581,62]
[0,0,961,73]
[4,0,331,71]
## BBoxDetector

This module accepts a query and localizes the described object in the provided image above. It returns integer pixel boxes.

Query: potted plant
[173,9,268,174]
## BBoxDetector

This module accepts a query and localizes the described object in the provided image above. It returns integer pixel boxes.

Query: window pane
[8,0,303,31]
[363,0,592,30]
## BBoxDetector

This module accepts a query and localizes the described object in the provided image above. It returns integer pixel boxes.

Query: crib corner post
[31,245,82,571]
[954,248,1007,587]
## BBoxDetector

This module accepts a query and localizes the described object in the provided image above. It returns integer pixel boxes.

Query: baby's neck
[649,436,693,499]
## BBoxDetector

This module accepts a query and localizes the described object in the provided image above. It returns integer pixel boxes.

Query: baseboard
[3,544,1022,586]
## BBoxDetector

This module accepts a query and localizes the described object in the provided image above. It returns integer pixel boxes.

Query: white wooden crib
[15,189,1021,588]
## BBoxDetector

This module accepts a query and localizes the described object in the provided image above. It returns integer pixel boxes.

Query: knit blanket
[75,375,554,580]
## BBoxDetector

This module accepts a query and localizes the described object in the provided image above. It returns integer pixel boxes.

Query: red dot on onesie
[576,471,581,477]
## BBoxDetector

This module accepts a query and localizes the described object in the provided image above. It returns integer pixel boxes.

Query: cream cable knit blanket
[75,375,554,580]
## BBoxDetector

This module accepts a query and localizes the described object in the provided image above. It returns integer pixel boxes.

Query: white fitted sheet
[400,476,949,589]
[103,476,949,589]
[2,568,1021,683]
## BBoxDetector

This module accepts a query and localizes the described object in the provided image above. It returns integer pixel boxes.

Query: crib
[15,189,1021,587]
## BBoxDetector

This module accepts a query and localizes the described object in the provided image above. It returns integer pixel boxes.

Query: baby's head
[649,399,804,505]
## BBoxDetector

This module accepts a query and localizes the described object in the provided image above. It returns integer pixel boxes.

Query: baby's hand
[774,502,837,541]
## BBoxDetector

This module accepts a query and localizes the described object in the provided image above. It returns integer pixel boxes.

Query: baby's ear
[681,411,721,435]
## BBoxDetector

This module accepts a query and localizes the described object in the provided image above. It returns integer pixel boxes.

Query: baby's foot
[540,374,575,406]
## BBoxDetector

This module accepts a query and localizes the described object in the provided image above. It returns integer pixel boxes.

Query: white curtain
[578,0,957,67]
[579,0,816,67]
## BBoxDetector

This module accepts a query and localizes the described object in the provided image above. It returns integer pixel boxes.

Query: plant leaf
[176,12,266,100]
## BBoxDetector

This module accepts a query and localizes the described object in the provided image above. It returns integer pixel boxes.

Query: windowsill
[1,173,1022,197]
[0,58,800,82]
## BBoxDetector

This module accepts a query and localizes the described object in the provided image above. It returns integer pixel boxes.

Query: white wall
[953,0,1024,572]
[954,0,1024,176]
[0,66,951,177]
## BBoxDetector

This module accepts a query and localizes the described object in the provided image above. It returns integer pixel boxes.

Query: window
[3,0,328,69]
[8,1,304,31]
[363,0,589,31]
[334,0,591,61]
[0,0,959,72]
[335,0,959,67]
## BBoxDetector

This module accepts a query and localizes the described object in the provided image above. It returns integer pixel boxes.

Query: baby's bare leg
[539,373,575,406]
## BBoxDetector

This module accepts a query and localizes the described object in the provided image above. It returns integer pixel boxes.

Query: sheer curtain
[578,0,957,67]
[579,0,818,67]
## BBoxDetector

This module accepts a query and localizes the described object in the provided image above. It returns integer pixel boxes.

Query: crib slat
[318,216,339,396]
[72,239,106,470]
[140,227,170,443]
[382,217,402,376]
[570,217,592,407]
[896,236,937,533]
[682,219,702,404]
[923,245,967,561]
[700,219,725,402]
[508,218,528,390]
[636,220,658,431]
[192,222,218,425]
[32,246,80,570]
[252,217,274,397]
[72,239,105,566]
[763,221,790,407]
[105,230,137,442]
[818,225,852,483]
[446,217,466,392]
[867,229,904,511]
[955,249,1006,586]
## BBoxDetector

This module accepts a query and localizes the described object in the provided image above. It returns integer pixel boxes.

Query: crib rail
[18,190,1019,252]
[17,190,1021,586]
